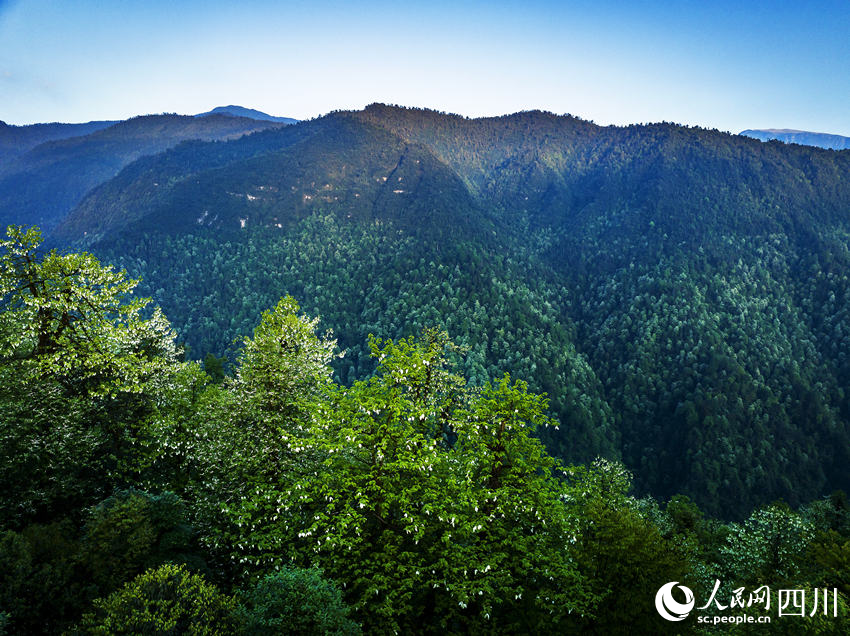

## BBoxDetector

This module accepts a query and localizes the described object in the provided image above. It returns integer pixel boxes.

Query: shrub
[78,563,238,635]
[238,567,359,635]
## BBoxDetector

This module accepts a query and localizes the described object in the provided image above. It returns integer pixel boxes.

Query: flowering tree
[215,324,592,632]
[0,226,180,526]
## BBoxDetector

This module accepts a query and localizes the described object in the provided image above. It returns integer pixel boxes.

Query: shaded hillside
[0,114,284,233]
[55,115,482,245]
[53,104,850,518]
[356,105,850,250]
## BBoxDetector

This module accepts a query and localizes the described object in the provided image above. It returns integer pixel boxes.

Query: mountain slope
[0,114,285,233]
[54,114,483,244]
[51,104,850,518]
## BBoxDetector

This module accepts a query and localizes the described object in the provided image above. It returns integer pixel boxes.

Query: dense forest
[40,104,850,520]
[1,226,849,633]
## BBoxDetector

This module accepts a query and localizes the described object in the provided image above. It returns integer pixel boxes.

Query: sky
[1,0,849,134]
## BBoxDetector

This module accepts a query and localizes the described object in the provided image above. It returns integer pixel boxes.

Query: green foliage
[803,492,850,537]
[808,532,850,599]
[0,520,82,634]
[139,360,214,494]
[107,215,617,465]
[78,563,238,635]
[216,328,592,633]
[720,504,815,587]
[77,105,850,519]
[0,491,209,635]
[668,495,705,535]
[187,297,340,559]
[203,352,227,383]
[80,490,207,595]
[0,226,177,397]
[237,567,359,635]
[234,295,339,424]
[0,225,184,527]
[565,461,694,634]
[3,207,850,631]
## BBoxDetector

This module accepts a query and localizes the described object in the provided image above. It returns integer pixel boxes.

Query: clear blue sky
[1,0,849,134]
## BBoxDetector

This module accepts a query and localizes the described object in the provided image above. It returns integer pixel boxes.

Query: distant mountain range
[195,105,298,124]
[0,119,118,170]
[740,128,850,150]
[0,111,291,233]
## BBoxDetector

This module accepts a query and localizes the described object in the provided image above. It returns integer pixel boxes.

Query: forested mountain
[0,114,285,234]
[195,105,298,124]
[741,128,850,150]
[49,104,850,519]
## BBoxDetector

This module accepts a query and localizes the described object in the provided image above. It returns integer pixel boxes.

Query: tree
[0,226,178,397]
[187,296,339,569]
[234,295,338,419]
[202,352,227,383]
[229,294,340,477]
[0,520,82,634]
[222,330,593,633]
[237,567,359,635]
[565,460,694,634]
[720,504,815,587]
[79,490,208,596]
[0,226,181,527]
[77,564,238,635]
